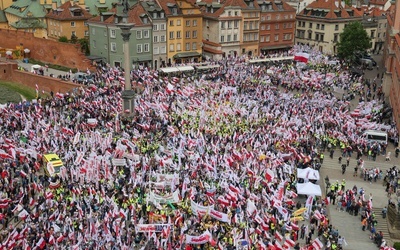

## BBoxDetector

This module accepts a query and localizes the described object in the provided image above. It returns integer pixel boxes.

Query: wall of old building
[0,29,93,71]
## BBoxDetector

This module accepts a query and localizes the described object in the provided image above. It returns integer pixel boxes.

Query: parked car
[73,72,94,84]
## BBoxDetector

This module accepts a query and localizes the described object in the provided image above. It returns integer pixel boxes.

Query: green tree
[337,21,371,63]
[78,38,90,55]
[70,34,78,44]
[58,36,68,43]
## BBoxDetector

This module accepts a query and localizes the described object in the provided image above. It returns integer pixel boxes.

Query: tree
[58,36,68,43]
[78,38,90,55]
[336,21,371,63]
[70,34,78,44]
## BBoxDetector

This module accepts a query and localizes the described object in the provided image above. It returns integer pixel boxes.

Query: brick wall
[0,62,81,94]
[0,29,93,71]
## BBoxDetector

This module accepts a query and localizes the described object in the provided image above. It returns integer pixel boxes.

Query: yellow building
[0,0,14,10]
[159,0,203,64]
[4,0,48,38]
[46,1,92,40]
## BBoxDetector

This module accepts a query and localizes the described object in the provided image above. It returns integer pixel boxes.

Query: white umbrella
[24,49,30,54]
[5,51,12,56]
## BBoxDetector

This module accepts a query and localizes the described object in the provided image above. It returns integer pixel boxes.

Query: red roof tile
[46,1,92,20]
[300,0,362,19]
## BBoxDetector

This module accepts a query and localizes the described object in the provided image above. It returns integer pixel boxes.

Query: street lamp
[116,0,135,115]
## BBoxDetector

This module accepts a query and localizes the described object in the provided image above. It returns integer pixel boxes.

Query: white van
[363,130,388,143]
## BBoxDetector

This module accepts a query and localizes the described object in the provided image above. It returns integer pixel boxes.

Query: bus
[363,130,388,144]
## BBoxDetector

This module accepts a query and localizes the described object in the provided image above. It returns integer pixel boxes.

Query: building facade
[141,1,167,69]
[383,1,400,131]
[295,0,363,55]
[159,0,203,65]
[45,1,92,40]
[4,0,48,38]
[88,3,153,69]
[259,0,296,55]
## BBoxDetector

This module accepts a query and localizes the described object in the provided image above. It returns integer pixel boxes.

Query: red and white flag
[294,52,310,63]
[312,238,324,250]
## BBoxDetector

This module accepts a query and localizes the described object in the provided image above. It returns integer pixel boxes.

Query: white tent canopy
[296,182,322,196]
[297,167,320,180]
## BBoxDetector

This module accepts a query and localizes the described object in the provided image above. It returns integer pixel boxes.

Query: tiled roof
[157,0,181,16]
[201,0,260,18]
[11,18,47,29]
[46,1,92,20]
[5,0,46,18]
[299,0,363,19]
[88,3,150,27]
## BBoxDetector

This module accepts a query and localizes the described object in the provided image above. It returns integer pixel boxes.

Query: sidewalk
[15,59,73,80]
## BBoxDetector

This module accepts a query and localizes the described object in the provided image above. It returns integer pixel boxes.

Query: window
[275,34,279,41]
[316,23,320,29]
[233,34,237,41]
[260,36,265,42]
[154,35,158,43]
[309,23,312,28]
[177,31,181,38]
[169,20,174,26]
[71,31,76,36]
[321,24,325,30]
[192,42,197,50]
[308,32,312,39]
[227,34,231,42]
[186,20,191,26]
[110,29,116,38]
[177,19,181,26]
[283,23,287,29]
[185,42,190,51]
[144,43,149,52]
[185,31,190,38]
[137,44,143,53]
[177,43,181,51]
[228,11,231,16]
[192,30,197,38]
[266,24,270,30]
[267,15,271,20]
[104,44,108,50]
[266,35,270,42]
[136,30,142,39]
[261,25,265,30]
[221,35,225,42]
[221,21,225,29]
[284,15,288,19]
[154,47,159,54]
[143,30,149,38]
[169,31,174,39]
[111,42,116,52]
[283,34,291,40]
[275,24,279,30]
[71,21,75,27]
[370,30,375,38]
[193,20,197,26]
[234,20,239,28]
[315,33,319,40]
[160,46,166,53]
[228,21,232,29]
[92,40,96,48]
[84,30,89,36]
[235,11,238,16]
[153,24,158,31]
[276,14,280,20]
[160,24,165,30]
[333,33,339,42]
[169,44,174,52]
[160,35,166,42]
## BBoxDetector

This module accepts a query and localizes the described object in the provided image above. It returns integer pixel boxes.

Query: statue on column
[122,0,130,15]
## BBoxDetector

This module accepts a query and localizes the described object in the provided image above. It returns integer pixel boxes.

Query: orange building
[383,1,400,132]
[259,0,296,54]
[46,1,92,40]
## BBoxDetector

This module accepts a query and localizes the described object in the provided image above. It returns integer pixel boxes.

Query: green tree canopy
[337,21,371,62]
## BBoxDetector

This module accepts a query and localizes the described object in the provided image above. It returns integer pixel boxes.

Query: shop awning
[173,52,201,59]
[261,45,292,50]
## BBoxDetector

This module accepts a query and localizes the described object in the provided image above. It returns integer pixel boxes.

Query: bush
[58,36,68,43]
[393,242,400,250]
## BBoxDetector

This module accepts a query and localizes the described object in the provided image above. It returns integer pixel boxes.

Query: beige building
[295,0,363,55]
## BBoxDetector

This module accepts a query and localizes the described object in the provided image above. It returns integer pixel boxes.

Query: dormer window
[249,1,254,7]
[143,17,148,23]
[153,12,157,18]
[172,7,177,15]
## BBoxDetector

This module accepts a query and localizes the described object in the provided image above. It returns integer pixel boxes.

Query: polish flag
[36,237,46,249]
[312,238,324,250]
[294,52,310,63]
[265,168,275,182]
[274,231,283,242]
[284,237,296,247]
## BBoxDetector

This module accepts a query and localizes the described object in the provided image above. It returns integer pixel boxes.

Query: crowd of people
[0,45,397,249]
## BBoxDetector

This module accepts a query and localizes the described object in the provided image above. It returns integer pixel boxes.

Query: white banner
[156,173,179,184]
[185,231,211,244]
[191,200,214,216]
[148,190,180,204]
[135,224,171,233]
[209,209,230,223]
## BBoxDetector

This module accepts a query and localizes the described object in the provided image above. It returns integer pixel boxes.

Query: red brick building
[259,0,296,55]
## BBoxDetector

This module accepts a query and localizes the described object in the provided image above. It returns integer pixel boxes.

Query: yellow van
[43,153,63,177]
